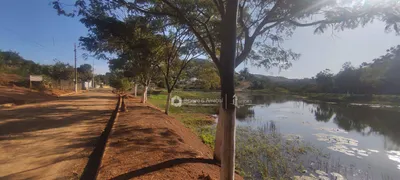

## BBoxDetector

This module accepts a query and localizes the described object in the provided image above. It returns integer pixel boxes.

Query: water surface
[237,94,400,179]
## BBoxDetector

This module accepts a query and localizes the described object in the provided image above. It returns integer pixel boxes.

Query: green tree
[238,67,251,81]
[0,52,5,71]
[2,51,24,66]
[185,59,220,90]
[110,76,132,94]
[80,15,164,103]
[249,76,270,90]
[77,64,93,82]
[196,65,221,90]
[315,69,334,92]
[335,62,363,94]
[158,26,200,114]
[360,61,387,94]
[53,0,400,177]
[382,45,400,94]
[49,61,74,89]
[95,74,110,86]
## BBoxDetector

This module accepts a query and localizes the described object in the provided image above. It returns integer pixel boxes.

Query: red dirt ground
[98,97,243,180]
[0,85,75,105]
[0,73,75,105]
[0,73,23,86]
[0,89,116,179]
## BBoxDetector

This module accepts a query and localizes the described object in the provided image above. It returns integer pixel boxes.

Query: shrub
[110,77,132,94]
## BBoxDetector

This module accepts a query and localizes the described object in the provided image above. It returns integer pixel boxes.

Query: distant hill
[191,58,210,62]
[252,74,315,85]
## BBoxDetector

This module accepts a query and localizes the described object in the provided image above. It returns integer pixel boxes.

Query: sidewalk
[98,97,242,180]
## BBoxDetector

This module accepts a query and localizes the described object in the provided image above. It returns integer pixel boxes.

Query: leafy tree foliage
[315,69,334,92]
[0,50,114,90]
[110,76,132,94]
[0,50,43,76]
[95,73,111,85]
[49,61,74,85]
[77,64,93,82]
[52,0,400,174]
[184,59,221,90]
[312,45,400,94]
[238,67,251,81]
[196,65,221,90]
[238,68,271,90]
[54,0,399,71]
[249,77,271,90]
[0,53,4,70]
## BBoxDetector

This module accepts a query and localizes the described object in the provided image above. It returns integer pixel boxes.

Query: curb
[80,96,122,180]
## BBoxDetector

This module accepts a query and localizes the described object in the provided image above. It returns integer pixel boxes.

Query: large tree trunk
[134,83,138,97]
[216,0,238,179]
[121,96,127,112]
[165,91,172,115]
[141,85,148,103]
[214,105,224,161]
[220,104,236,180]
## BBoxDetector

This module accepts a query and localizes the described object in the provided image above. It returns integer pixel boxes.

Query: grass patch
[235,127,319,180]
[148,90,218,147]
[148,90,320,179]
[198,126,216,148]
[243,87,290,94]
[148,90,219,114]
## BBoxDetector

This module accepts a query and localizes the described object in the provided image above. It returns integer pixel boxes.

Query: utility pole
[92,58,95,88]
[74,43,78,93]
[219,0,238,179]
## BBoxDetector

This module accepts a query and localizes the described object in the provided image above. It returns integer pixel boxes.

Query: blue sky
[0,1,399,78]
[0,0,109,74]
[241,21,399,78]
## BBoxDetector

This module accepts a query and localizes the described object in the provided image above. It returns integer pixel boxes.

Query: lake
[236,94,400,180]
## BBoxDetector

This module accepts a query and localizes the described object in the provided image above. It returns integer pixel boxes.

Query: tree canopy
[77,64,93,82]
[53,0,398,72]
[311,45,400,94]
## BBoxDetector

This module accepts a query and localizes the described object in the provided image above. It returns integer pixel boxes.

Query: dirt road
[0,89,116,179]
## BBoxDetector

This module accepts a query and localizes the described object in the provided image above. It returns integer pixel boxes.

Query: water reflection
[316,104,400,149]
[236,94,400,179]
[310,103,335,122]
[237,94,400,150]
[237,105,255,120]
[240,94,294,106]
[236,94,296,121]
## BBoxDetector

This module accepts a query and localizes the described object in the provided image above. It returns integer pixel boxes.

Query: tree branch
[288,19,343,27]
[160,0,221,69]
[193,18,217,56]
[238,1,249,39]
[213,0,225,17]
[235,36,255,68]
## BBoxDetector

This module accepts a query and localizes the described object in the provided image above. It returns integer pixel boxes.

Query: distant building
[189,77,198,82]
[81,81,93,90]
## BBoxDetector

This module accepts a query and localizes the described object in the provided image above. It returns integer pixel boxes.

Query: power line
[0,27,79,64]
[0,27,46,49]
[74,43,78,93]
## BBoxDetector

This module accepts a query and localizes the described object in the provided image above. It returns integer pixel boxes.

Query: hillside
[235,69,315,92]
[253,74,315,84]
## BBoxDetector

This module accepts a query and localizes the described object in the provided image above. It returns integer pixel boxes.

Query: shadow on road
[111,158,217,180]
[0,90,117,179]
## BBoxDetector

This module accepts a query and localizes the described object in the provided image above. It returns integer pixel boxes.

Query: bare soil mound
[0,85,73,105]
[0,73,23,86]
